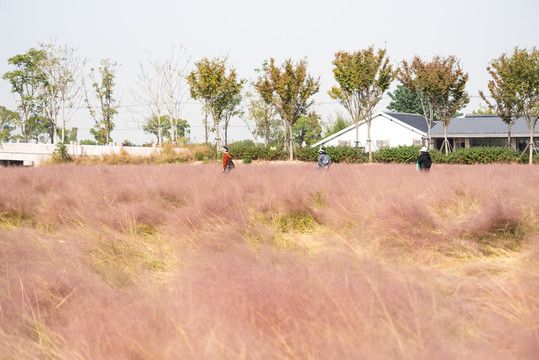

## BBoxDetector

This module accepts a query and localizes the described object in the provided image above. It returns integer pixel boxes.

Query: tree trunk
[61,97,65,143]
[289,123,294,161]
[367,121,372,162]
[215,118,221,151]
[224,120,229,146]
[529,131,534,165]
[264,116,269,148]
[355,121,359,148]
[443,125,449,156]
[204,113,208,144]
[507,123,512,148]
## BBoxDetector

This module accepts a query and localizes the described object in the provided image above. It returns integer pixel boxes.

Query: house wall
[319,115,424,150]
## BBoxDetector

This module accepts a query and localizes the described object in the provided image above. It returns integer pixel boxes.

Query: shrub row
[228,144,538,164]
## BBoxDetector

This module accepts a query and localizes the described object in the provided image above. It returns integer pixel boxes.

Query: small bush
[50,143,73,163]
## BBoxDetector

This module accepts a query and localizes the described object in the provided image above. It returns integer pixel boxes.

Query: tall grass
[1,163,538,359]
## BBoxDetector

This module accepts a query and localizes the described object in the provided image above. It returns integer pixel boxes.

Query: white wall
[0,143,188,166]
[318,114,425,150]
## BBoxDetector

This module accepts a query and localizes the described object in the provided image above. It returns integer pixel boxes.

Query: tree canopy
[387,84,424,114]
[329,47,395,161]
[483,47,539,164]
[399,55,469,153]
[85,59,119,145]
[257,58,320,160]
[187,57,244,150]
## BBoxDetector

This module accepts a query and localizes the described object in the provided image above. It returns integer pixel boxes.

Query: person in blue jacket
[316,147,331,170]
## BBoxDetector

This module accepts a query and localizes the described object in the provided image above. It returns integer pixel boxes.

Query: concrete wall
[0,142,189,166]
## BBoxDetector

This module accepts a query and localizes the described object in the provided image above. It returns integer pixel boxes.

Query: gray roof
[383,112,430,133]
[430,115,539,137]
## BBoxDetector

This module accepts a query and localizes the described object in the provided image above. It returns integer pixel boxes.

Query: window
[454,138,466,150]
[470,138,506,147]
[376,139,390,149]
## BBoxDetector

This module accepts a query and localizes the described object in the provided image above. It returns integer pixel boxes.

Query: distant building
[429,115,539,151]
[312,112,427,151]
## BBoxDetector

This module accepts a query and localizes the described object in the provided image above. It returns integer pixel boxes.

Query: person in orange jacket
[221,147,235,173]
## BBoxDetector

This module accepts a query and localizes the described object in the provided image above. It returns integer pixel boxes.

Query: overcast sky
[1,0,538,144]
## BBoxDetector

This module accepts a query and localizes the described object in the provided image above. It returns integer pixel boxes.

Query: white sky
[1,0,538,145]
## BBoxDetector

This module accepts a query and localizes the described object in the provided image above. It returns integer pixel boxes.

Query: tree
[0,106,18,142]
[430,56,469,155]
[479,62,520,148]
[293,111,322,147]
[400,56,469,153]
[39,39,85,144]
[2,48,47,142]
[187,57,244,151]
[508,47,539,164]
[162,46,191,144]
[244,90,278,147]
[85,59,119,144]
[258,58,320,160]
[143,115,190,144]
[253,70,281,147]
[323,111,353,138]
[222,92,243,146]
[387,84,425,114]
[471,104,496,115]
[329,47,395,161]
[482,47,539,163]
[134,53,167,146]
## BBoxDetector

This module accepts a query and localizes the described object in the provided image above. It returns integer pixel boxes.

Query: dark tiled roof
[383,112,430,133]
[430,115,539,137]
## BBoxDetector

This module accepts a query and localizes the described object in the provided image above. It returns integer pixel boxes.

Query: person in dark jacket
[316,147,331,170]
[417,146,432,172]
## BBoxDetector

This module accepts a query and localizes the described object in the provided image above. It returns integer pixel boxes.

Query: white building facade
[313,112,427,151]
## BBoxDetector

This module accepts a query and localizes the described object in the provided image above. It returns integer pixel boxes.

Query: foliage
[329,47,395,161]
[58,126,77,144]
[0,106,18,142]
[257,58,320,160]
[376,145,423,163]
[50,142,72,163]
[143,115,190,144]
[482,47,539,164]
[80,139,97,145]
[399,55,469,153]
[85,59,119,144]
[471,104,496,115]
[295,145,368,163]
[186,57,245,150]
[322,111,353,138]
[250,79,280,147]
[228,142,288,161]
[292,112,322,146]
[2,48,48,142]
[387,84,425,114]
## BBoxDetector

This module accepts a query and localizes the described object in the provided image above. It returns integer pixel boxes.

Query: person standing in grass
[221,147,234,173]
[316,147,331,170]
[417,146,432,172]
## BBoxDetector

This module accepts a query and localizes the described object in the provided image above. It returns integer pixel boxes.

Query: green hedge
[227,142,538,164]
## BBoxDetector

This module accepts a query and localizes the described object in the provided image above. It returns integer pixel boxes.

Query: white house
[313,112,428,151]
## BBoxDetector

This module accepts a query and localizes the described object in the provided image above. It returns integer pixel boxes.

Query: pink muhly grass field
[0,162,538,359]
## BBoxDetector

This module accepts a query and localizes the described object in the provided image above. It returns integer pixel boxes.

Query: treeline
[2,41,538,165]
